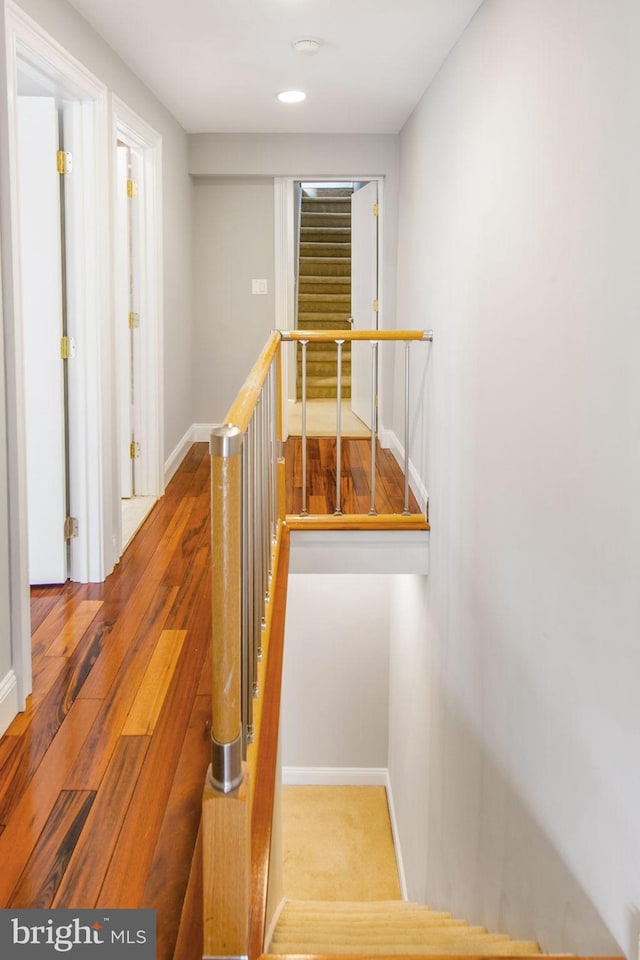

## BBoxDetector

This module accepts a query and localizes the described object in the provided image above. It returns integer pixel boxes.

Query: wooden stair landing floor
[285,437,421,516]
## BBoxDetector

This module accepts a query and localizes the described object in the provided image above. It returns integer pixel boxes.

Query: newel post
[203,424,250,959]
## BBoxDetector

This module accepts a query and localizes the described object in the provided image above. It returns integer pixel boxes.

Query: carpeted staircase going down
[297,186,354,400]
[268,900,543,956]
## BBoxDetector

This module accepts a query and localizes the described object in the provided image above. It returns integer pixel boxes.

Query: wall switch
[251,279,268,295]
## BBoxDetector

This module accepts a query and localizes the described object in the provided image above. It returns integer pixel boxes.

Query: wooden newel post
[203,424,250,959]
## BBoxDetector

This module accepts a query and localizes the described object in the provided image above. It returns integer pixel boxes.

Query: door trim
[4,2,109,704]
[112,96,164,557]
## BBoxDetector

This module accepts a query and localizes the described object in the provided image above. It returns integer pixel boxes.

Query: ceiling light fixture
[293,38,321,55]
[277,90,306,103]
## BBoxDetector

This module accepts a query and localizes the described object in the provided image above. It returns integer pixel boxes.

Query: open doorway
[112,99,163,554]
[278,178,381,440]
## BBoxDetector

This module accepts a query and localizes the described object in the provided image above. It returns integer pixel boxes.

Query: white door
[116,143,133,498]
[17,96,67,584]
[116,143,144,501]
[350,181,379,428]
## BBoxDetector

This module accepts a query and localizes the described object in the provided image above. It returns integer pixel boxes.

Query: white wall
[13,0,194,456]
[388,1,640,955]
[192,179,275,422]
[281,575,390,771]
[190,134,400,415]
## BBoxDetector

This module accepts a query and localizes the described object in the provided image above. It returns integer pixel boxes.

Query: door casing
[273,175,384,440]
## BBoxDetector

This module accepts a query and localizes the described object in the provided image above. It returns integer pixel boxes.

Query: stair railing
[282,329,433,526]
[203,327,432,959]
[203,331,283,958]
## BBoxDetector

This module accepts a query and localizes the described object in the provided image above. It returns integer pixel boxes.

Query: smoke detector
[293,38,321,55]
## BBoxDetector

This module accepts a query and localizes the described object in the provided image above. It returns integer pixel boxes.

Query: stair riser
[301,229,351,243]
[301,243,351,258]
[300,259,351,277]
[302,200,351,214]
[299,284,350,296]
[301,213,351,227]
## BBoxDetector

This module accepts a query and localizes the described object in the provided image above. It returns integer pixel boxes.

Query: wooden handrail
[249,526,290,960]
[286,513,429,531]
[224,331,281,434]
[282,329,431,342]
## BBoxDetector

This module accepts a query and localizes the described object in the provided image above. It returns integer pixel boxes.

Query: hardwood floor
[0,438,418,957]
[0,443,211,958]
[284,436,421,515]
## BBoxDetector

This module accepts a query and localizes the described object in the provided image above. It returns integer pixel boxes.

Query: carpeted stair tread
[269,901,542,957]
[300,258,351,277]
[302,212,351,227]
[299,293,351,304]
[298,315,352,327]
[299,279,351,294]
[302,226,351,238]
[301,242,352,258]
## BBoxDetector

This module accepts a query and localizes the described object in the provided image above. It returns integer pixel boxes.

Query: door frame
[274,175,384,440]
[112,96,163,555]
[4,2,109,704]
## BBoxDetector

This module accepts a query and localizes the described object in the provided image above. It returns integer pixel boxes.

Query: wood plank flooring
[0,438,417,958]
[284,437,421,515]
[0,443,212,959]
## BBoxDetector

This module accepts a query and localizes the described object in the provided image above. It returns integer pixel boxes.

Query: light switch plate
[251,279,268,295]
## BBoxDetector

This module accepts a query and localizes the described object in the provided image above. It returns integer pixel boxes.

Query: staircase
[297,186,354,399]
[269,900,543,956]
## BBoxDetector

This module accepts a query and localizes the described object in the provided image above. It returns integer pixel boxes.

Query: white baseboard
[379,426,429,515]
[192,422,217,443]
[282,765,408,900]
[164,422,222,485]
[0,670,19,737]
[282,766,388,786]
[164,426,195,485]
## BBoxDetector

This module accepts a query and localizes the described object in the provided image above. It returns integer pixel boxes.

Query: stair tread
[299,292,351,300]
[270,901,542,957]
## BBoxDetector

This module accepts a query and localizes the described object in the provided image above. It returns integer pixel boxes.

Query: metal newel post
[209,424,244,793]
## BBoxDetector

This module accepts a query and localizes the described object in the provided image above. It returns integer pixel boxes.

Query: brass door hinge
[127,179,137,198]
[373,300,379,313]
[57,150,72,174]
[64,516,79,540]
[373,203,379,216]
[130,441,141,459]
[60,335,76,359]
[128,312,140,329]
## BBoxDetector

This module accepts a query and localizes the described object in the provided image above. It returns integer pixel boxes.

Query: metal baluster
[253,403,261,685]
[243,421,254,746]
[335,339,344,515]
[403,341,411,515]
[300,340,309,516]
[263,385,270,598]
[271,364,278,542]
[369,341,379,516]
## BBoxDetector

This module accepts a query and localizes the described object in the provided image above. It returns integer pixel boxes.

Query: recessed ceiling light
[277,90,306,104]
[293,38,321,56]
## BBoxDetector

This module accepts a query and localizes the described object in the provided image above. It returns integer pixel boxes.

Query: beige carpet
[287,400,370,438]
[269,901,542,955]
[282,785,401,901]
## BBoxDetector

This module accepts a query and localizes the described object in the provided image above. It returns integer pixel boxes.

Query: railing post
[203,424,250,960]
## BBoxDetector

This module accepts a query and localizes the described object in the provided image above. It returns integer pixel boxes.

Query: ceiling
[65,0,484,135]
